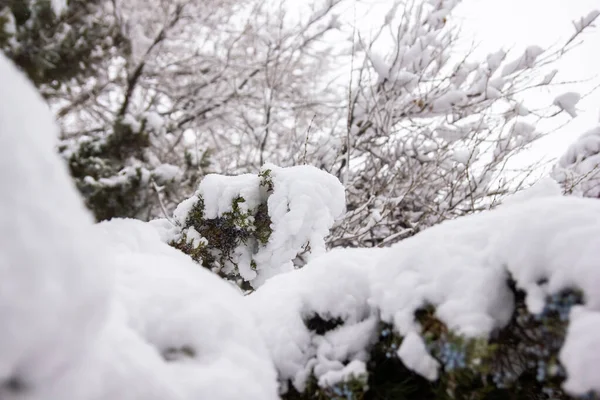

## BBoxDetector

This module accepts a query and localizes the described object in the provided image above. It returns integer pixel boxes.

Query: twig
[302,114,316,165]
[151,178,175,225]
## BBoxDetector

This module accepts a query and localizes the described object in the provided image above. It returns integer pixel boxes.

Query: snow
[514,102,530,116]
[553,126,600,197]
[397,332,439,381]
[493,121,536,158]
[1,8,16,36]
[152,164,182,183]
[122,114,142,133]
[451,63,476,87]
[98,165,151,188]
[247,190,600,396]
[168,163,346,288]
[51,0,68,15]
[318,360,367,388]
[486,50,506,74]
[252,163,346,287]
[197,173,262,219]
[383,1,400,26]
[395,71,418,90]
[573,9,600,33]
[452,148,474,164]
[144,111,165,131]
[553,92,581,118]
[0,53,111,396]
[427,8,451,27]
[435,124,471,143]
[4,45,600,398]
[511,120,536,138]
[559,307,600,395]
[370,52,390,82]
[501,46,544,77]
[29,304,187,400]
[185,226,207,248]
[431,90,468,112]
[94,219,280,400]
[248,248,386,392]
[542,69,558,85]
[502,177,562,206]
[20,218,280,400]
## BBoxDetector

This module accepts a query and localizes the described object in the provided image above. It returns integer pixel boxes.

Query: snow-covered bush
[251,187,600,400]
[59,113,185,221]
[159,164,345,289]
[0,0,123,90]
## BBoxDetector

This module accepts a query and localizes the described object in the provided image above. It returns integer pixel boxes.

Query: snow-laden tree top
[3,0,597,254]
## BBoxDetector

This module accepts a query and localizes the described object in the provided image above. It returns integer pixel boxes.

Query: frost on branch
[500,45,544,77]
[573,9,600,34]
[333,2,599,248]
[553,126,600,198]
[166,163,345,289]
[252,190,600,399]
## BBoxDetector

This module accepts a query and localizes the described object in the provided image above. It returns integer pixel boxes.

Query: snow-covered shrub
[162,164,346,289]
[247,248,385,395]
[553,126,600,198]
[60,113,185,221]
[250,189,600,399]
[0,0,123,90]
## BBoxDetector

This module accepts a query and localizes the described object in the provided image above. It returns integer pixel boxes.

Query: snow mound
[248,248,387,392]
[0,53,111,396]
[95,219,280,400]
[27,304,187,400]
